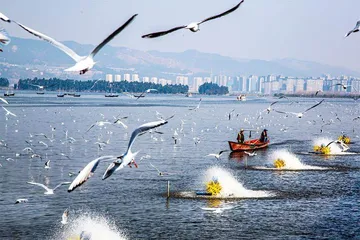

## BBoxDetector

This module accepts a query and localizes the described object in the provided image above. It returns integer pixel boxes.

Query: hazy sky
[2,0,360,71]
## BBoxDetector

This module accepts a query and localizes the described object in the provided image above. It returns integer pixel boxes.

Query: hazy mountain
[0,37,359,81]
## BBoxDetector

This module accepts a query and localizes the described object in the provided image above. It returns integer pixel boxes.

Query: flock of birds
[1,1,360,237]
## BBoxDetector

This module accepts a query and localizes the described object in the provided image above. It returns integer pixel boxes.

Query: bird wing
[13,21,83,62]
[27,181,51,192]
[207,154,218,157]
[199,0,244,25]
[126,120,168,153]
[0,29,11,45]
[219,150,228,156]
[142,25,187,38]
[90,14,137,58]
[53,182,71,191]
[274,110,289,115]
[0,12,11,22]
[114,120,128,129]
[149,162,161,173]
[136,90,147,100]
[303,99,324,113]
[270,101,279,106]
[85,123,95,133]
[2,106,16,116]
[68,156,110,192]
[0,97,8,104]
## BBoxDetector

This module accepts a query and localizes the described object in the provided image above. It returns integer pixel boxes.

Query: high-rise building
[286,78,296,93]
[106,74,113,83]
[176,76,189,86]
[132,74,139,82]
[306,79,324,92]
[142,77,150,83]
[114,75,121,82]
[150,77,158,84]
[193,77,204,92]
[295,79,305,92]
[124,74,131,81]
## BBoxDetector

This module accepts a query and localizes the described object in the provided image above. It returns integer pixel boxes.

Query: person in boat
[259,129,268,142]
[237,129,245,143]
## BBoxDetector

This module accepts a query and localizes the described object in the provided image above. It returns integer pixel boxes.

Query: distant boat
[134,94,145,98]
[4,88,14,97]
[105,93,119,97]
[73,94,81,97]
[57,94,65,97]
[185,93,193,97]
[36,92,45,95]
[236,94,246,101]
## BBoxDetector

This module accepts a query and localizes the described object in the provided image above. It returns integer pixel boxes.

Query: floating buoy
[274,159,286,168]
[338,135,351,144]
[314,145,331,155]
[206,180,222,196]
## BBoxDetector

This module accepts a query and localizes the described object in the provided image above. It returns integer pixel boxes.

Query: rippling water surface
[0,93,359,239]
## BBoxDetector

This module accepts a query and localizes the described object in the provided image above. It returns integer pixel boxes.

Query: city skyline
[1,0,360,71]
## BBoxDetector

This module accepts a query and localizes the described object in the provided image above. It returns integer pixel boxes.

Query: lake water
[0,93,359,239]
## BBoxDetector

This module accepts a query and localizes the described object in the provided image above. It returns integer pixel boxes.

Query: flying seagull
[2,106,16,117]
[0,12,11,23]
[136,89,158,100]
[244,151,257,156]
[14,14,137,74]
[102,119,169,180]
[345,20,360,38]
[330,83,347,90]
[67,155,116,192]
[142,0,244,38]
[27,181,71,195]
[266,101,278,114]
[0,28,11,51]
[189,98,202,111]
[206,150,228,160]
[275,99,324,118]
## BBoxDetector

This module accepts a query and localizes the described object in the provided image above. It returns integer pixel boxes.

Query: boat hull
[228,139,269,152]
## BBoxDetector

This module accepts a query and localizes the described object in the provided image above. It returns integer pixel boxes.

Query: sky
[2,0,360,71]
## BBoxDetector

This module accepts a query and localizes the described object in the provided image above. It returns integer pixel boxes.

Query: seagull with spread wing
[102,119,169,180]
[206,150,228,160]
[0,12,11,23]
[189,98,202,111]
[27,181,71,195]
[135,89,158,100]
[275,99,324,118]
[345,20,360,38]
[2,106,16,117]
[13,14,137,74]
[142,1,244,38]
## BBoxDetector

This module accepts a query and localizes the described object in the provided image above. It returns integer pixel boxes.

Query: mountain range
[0,37,359,83]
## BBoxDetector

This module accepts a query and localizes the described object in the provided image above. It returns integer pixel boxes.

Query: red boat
[228,139,270,152]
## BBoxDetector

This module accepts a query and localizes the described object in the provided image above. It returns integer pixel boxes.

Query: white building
[142,77,150,83]
[106,74,113,83]
[150,77,158,84]
[132,74,139,82]
[124,74,131,81]
[114,75,121,82]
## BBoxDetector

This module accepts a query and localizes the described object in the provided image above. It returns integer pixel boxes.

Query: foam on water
[313,137,343,154]
[54,212,127,240]
[267,149,326,170]
[202,166,273,198]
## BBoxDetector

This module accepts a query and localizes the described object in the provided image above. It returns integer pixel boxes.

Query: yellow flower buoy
[274,159,286,169]
[338,135,351,144]
[313,145,331,155]
[206,180,222,196]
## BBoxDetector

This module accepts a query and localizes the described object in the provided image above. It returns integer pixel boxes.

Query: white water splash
[202,166,273,198]
[313,138,343,154]
[265,149,326,170]
[54,212,127,240]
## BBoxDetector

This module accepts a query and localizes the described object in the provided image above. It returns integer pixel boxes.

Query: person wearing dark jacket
[237,129,245,143]
[259,129,268,142]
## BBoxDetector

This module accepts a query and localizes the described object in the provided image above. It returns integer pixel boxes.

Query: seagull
[142,0,244,38]
[15,199,28,204]
[330,83,347,90]
[2,106,16,117]
[102,119,169,180]
[0,97,9,105]
[39,141,48,148]
[44,160,51,169]
[85,121,112,133]
[14,14,137,74]
[315,90,322,96]
[345,20,360,38]
[149,162,168,176]
[27,181,71,195]
[206,150,228,160]
[244,151,257,156]
[30,84,45,90]
[228,109,235,120]
[0,29,11,50]
[67,156,116,192]
[61,209,69,225]
[0,12,11,23]
[135,89,158,100]
[274,99,324,118]
[266,101,278,114]
[189,98,202,111]
[113,117,128,129]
